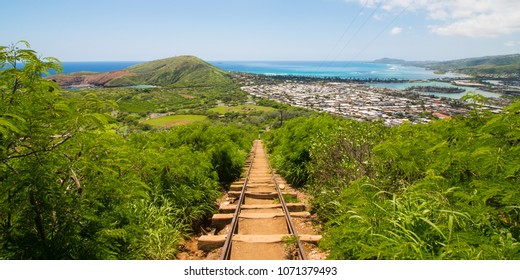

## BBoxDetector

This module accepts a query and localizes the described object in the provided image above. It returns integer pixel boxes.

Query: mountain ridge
[373,54,520,77]
[428,54,520,77]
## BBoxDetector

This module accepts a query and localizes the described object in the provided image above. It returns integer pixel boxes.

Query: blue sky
[2,0,519,61]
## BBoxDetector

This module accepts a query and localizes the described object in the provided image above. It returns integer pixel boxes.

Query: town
[235,73,507,126]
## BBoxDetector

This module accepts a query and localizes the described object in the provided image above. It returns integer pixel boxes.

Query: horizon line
[57,52,520,63]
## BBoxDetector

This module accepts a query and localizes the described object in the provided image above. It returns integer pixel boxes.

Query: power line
[353,1,415,60]
[320,0,370,65]
[328,0,384,63]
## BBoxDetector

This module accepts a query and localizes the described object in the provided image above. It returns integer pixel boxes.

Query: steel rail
[264,147,307,260]
[219,140,258,260]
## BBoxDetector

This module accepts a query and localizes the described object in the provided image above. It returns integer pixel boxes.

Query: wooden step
[229,184,277,191]
[211,212,310,228]
[219,203,306,213]
[248,179,273,182]
[233,234,321,243]
[228,191,297,199]
[198,234,322,251]
[249,182,277,186]
[231,182,274,186]
[239,212,310,218]
[248,181,274,184]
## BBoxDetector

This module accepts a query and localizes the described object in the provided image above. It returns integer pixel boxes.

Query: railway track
[198,140,321,260]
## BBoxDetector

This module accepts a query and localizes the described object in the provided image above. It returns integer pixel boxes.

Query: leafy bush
[267,101,520,259]
[0,43,254,259]
[264,115,340,187]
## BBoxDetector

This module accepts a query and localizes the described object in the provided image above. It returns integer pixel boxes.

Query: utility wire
[353,1,415,60]
[328,0,384,64]
[319,0,370,66]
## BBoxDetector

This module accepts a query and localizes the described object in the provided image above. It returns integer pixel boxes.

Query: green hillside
[141,115,208,127]
[428,54,520,76]
[108,55,233,87]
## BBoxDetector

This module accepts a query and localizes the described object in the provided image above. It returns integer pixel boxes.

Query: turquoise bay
[209,61,460,80]
[59,60,455,80]
[210,61,500,99]
[370,81,501,99]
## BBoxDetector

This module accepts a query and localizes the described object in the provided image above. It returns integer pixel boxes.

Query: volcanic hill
[51,56,232,88]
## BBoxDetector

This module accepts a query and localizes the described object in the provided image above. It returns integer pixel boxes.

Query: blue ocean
[58,61,453,80]
[209,61,458,80]
[58,61,143,74]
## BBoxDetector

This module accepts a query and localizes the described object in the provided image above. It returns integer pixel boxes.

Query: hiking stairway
[197,140,321,260]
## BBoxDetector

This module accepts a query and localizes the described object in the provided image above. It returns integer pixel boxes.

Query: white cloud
[389,26,403,35]
[373,14,384,21]
[357,0,520,37]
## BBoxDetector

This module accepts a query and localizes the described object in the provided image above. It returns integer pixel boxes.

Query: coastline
[209,60,453,81]
[54,60,515,98]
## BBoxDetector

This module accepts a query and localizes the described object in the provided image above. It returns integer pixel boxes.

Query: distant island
[372,58,408,64]
[371,57,434,68]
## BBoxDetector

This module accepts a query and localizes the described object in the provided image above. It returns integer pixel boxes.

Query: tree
[0,41,115,258]
[0,41,259,259]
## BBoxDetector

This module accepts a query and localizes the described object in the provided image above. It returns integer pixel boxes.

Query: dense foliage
[0,42,254,259]
[428,53,520,77]
[266,101,520,259]
[61,84,311,134]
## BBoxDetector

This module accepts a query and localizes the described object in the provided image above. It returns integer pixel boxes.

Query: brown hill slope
[50,70,134,88]
[50,56,232,88]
